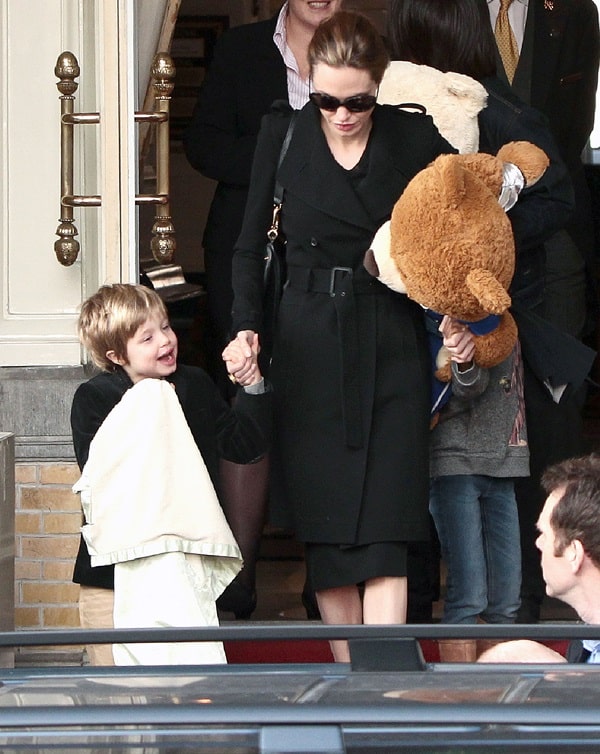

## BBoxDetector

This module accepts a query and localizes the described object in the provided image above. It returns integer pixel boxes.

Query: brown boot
[475,618,504,659]
[438,640,477,663]
[476,639,504,658]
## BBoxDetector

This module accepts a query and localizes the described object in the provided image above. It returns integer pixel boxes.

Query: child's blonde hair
[78,284,168,371]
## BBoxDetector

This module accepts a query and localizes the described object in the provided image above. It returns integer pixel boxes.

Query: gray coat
[430,346,530,479]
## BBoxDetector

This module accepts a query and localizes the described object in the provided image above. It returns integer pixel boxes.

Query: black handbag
[261,113,297,368]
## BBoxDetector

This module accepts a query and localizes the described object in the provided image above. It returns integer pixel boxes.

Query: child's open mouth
[159,349,176,365]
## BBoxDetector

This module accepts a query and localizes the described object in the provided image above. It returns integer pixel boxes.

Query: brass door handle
[54,51,176,266]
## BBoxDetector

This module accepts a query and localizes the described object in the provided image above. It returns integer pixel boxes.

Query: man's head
[536,454,600,605]
[287,0,343,32]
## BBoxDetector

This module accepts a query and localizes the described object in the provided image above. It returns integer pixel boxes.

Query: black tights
[218,455,269,615]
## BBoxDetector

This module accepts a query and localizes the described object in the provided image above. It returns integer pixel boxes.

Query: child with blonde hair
[71,284,271,665]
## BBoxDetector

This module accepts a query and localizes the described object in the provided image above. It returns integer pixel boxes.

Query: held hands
[222,330,262,387]
[439,315,475,369]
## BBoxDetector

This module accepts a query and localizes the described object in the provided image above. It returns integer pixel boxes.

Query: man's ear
[106,350,125,367]
[570,539,586,573]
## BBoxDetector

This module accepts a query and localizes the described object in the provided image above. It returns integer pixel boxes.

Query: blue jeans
[429,475,521,624]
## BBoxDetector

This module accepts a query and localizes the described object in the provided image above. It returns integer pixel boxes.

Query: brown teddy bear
[366,141,549,382]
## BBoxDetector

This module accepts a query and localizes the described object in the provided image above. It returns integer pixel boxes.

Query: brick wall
[14,462,81,630]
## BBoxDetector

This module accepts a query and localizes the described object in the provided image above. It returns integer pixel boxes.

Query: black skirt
[304,541,408,591]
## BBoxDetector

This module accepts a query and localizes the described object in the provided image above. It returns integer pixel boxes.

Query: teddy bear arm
[472,313,518,369]
[496,141,549,186]
[434,361,453,383]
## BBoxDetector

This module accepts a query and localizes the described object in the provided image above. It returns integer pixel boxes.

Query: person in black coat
[487,0,599,307]
[183,0,343,394]
[228,11,455,662]
[183,0,342,619]
[71,284,271,665]
[485,0,600,623]
[388,0,580,629]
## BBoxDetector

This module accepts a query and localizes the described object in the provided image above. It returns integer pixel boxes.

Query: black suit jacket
[494,0,599,337]
[183,16,288,254]
[566,639,591,662]
[497,0,600,172]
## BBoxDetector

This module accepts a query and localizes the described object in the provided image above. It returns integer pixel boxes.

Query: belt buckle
[329,266,353,297]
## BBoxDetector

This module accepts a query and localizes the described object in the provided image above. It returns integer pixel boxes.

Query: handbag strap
[268,111,298,241]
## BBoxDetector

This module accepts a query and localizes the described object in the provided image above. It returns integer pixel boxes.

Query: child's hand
[439,315,475,365]
[222,331,262,386]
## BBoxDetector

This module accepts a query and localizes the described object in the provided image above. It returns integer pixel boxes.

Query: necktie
[495,0,519,84]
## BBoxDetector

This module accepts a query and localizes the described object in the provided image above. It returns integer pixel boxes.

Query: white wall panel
[0,0,85,364]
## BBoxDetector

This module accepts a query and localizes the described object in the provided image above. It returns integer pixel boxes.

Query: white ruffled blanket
[73,378,242,665]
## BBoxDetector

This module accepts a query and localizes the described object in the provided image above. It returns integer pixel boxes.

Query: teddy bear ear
[436,156,468,209]
[445,71,488,117]
[365,220,408,294]
[466,269,512,314]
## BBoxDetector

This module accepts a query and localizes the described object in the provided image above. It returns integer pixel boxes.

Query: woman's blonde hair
[308,11,390,85]
[78,284,168,371]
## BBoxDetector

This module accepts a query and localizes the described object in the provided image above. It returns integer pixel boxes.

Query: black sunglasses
[309,91,377,113]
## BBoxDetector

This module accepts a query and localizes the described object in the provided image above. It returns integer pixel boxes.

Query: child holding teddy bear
[430,315,529,662]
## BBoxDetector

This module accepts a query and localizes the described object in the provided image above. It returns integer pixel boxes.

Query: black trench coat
[232,101,454,545]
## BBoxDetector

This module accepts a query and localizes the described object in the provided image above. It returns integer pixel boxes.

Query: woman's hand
[439,315,475,367]
[222,330,261,386]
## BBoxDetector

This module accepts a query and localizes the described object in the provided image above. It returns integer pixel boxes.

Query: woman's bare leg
[316,585,362,662]
[363,576,407,624]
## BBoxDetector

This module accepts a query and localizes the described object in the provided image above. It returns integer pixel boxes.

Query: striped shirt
[273,1,311,109]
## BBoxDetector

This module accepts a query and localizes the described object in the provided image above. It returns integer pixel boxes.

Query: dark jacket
[478,76,575,304]
[478,77,595,396]
[183,15,287,256]
[232,101,454,544]
[70,365,272,588]
[567,639,591,663]
[504,0,600,174]
[495,0,600,328]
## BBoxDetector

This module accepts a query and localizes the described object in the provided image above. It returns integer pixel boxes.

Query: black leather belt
[286,266,378,449]
[286,265,382,295]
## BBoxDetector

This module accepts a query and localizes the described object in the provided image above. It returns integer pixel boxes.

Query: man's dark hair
[542,454,600,566]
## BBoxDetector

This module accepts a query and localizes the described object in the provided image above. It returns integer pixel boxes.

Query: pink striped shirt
[273,1,311,109]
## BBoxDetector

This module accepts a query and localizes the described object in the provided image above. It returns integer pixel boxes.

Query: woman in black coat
[182,1,342,621]
[230,11,454,661]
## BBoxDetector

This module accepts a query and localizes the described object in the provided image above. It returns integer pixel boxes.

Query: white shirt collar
[274,1,289,45]
[582,638,600,662]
